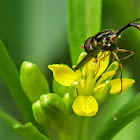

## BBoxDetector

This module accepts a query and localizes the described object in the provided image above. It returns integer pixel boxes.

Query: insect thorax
[94,30,117,51]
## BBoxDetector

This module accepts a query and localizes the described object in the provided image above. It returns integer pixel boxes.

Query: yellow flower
[48,52,135,116]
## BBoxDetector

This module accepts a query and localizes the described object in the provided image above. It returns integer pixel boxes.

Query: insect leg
[92,52,104,78]
[112,49,118,62]
[93,52,104,63]
[117,49,134,60]
[112,51,123,93]
[93,52,111,78]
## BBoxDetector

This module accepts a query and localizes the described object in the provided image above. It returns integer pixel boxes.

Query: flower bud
[20,61,50,103]
[105,61,119,80]
[32,100,49,126]
[106,61,119,72]
[68,82,78,101]
[32,93,68,129]
[63,93,73,114]
[94,80,111,105]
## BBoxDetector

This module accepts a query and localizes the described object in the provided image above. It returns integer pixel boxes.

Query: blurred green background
[0,0,139,139]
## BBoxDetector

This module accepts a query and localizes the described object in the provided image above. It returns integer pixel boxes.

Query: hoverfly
[73,18,140,92]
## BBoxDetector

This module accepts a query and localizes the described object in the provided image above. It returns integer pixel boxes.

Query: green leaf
[20,61,50,103]
[94,92,140,140]
[14,122,50,140]
[0,39,33,122]
[68,0,102,65]
[0,109,50,140]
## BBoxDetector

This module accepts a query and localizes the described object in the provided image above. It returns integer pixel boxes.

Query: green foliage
[94,92,140,140]
[14,122,50,140]
[0,39,33,122]
[68,0,102,65]
[0,109,50,140]
[0,0,140,140]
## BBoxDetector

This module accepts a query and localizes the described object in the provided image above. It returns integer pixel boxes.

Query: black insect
[73,18,140,92]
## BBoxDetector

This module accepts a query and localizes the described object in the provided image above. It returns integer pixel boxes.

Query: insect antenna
[116,18,140,36]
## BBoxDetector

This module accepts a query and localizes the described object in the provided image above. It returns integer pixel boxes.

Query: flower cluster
[48,52,135,116]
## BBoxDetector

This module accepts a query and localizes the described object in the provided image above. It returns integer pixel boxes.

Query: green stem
[59,130,72,140]
[76,116,87,140]
[0,109,21,127]
[0,39,33,122]
[81,117,90,140]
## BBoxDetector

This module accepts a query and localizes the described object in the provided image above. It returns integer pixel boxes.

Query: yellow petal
[72,95,98,116]
[94,84,106,93]
[76,69,82,80]
[95,71,116,86]
[94,78,135,94]
[48,64,77,86]
[89,62,99,71]
[82,61,89,76]
[82,58,93,76]
[110,78,135,94]
[82,58,99,77]
[95,51,110,78]
[102,71,116,79]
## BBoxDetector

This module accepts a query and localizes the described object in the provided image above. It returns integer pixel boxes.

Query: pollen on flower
[89,62,98,71]
[81,79,86,87]
[72,65,76,69]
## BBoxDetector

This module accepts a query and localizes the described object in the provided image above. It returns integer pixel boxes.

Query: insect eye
[84,37,93,53]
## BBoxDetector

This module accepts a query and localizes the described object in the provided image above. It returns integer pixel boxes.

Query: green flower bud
[68,82,78,101]
[105,61,119,80]
[32,100,50,126]
[94,80,111,105]
[97,61,119,85]
[106,61,119,72]
[20,61,50,103]
[63,93,73,114]
[32,93,68,129]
